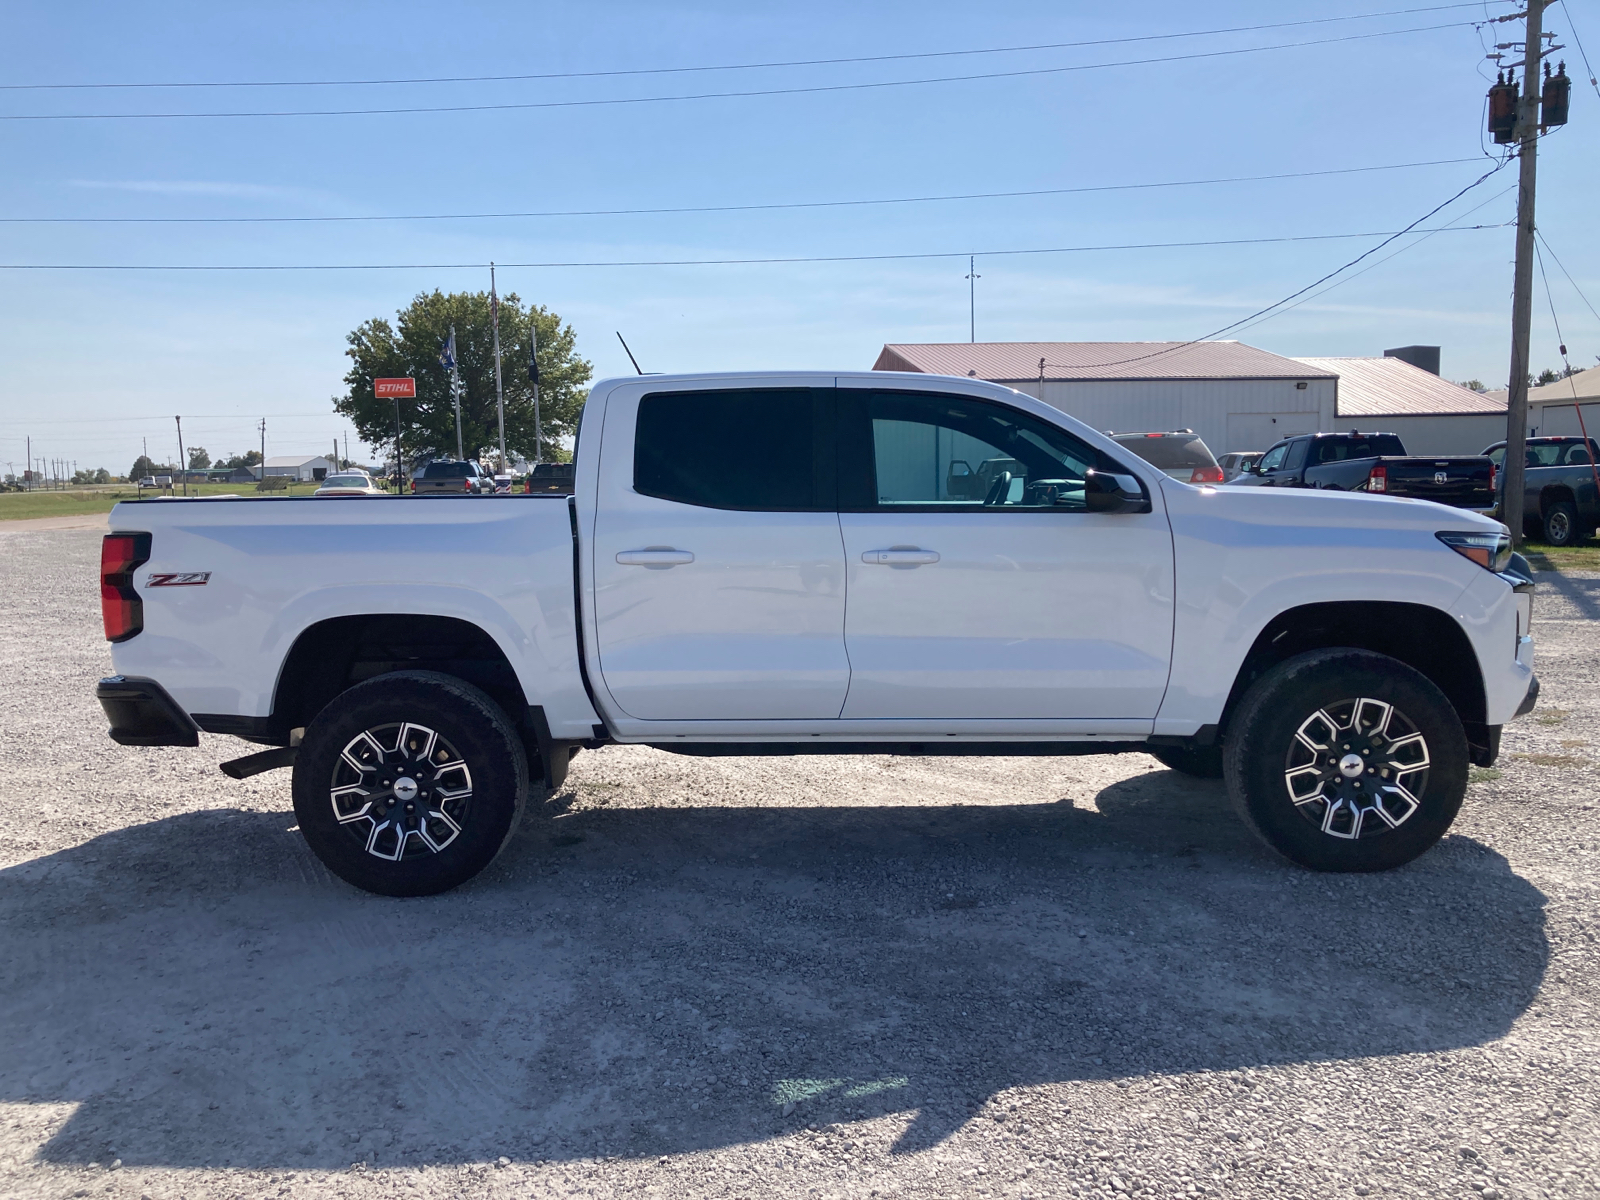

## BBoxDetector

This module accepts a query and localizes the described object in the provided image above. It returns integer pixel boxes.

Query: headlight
[1436,530,1512,573]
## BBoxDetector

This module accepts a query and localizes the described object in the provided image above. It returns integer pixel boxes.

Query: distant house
[1525,368,1600,441]
[262,455,334,482]
[203,465,260,484]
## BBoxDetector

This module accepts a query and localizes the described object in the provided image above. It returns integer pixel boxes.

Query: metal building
[874,342,1509,457]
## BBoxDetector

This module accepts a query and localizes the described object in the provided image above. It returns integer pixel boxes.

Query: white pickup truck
[97,371,1539,895]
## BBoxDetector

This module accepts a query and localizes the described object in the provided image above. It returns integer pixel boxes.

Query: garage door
[1225,412,1319,454]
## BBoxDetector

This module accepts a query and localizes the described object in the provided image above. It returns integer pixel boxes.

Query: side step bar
[220,746,298,779]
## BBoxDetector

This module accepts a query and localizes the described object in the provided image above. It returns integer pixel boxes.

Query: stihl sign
[374,378,417,398]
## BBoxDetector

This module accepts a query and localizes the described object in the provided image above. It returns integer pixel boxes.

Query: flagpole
[490,264,507,474]
[449,324,464,461]
[529,315,541,468]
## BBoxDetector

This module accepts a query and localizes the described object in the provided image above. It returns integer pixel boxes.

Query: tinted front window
[862,392,1103,510]
[1113,435,1217,470]
[1284,441,1309,471]
[635,388,824,510]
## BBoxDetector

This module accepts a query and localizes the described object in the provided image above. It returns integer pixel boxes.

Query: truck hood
[1161,477,1506,537]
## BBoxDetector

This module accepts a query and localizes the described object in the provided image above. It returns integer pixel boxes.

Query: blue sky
[1,0,1596,474]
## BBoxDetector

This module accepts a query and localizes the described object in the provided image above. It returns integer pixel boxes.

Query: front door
[836,386,1175,722]
[590,384,849,721]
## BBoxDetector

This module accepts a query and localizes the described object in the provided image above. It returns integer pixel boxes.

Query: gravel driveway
[1,527,1595,1200]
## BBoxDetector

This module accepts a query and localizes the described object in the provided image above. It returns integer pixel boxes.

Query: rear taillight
[464,478,473,492]
[525,478,533,493]
[1489,461,1498,493]
[1189,465,1225,484]
[409,479,416,493]
[101,532,152,642]
[1368,464,1388,493]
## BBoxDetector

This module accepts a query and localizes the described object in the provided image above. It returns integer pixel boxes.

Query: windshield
[423,461,477,479]
[1113,434,1217,470]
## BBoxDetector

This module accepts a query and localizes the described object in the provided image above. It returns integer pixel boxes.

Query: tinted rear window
[635,388,823,510]
[323,476,368,487]
[1113,435,1216,470]
[423,461,476,478]
[1313,435,1406,463]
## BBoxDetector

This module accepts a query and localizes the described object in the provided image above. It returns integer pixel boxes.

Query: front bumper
[1515,674,1541,718]
[97,675,200,747]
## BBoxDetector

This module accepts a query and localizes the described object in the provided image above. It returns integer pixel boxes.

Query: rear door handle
[862,548,940,565]
[616,549,695,567]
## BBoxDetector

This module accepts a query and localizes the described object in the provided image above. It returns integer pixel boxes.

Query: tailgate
[1385,457,1494,507]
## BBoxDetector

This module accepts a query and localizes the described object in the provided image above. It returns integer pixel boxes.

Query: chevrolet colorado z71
[96,372,1538,895]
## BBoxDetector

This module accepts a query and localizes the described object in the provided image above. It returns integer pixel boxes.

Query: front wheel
[292,671,529,896]
[1222,649,1467,872]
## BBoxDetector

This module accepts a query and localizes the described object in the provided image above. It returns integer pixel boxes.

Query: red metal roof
[874,341,1333,382]
[1293,357,1507,417]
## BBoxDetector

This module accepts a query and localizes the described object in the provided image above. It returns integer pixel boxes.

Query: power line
[0,223,1505,273]
[1225,181,1518,338]
[0,23,1477,121]
[0,4,1487,92]
[1558,0,1600,100]
[1535,230,1600,326]
[1042,159,1511,372]
[0,158,1483,225]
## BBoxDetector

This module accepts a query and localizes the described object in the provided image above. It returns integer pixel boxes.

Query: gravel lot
[1,525,1596,1200]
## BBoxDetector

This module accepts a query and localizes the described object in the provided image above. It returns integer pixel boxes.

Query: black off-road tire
[292,670,529,896]
[1149,743,1225,779]
[1222,648,1468,872]
[1543,501,1579,547]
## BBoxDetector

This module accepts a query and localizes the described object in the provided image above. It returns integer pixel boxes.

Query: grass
[1520,540,1600,573]
[0,480,336,521]
[1468,766,1502,784]
[1512,752,1589,768]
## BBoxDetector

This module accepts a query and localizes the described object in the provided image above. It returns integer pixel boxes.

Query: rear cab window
[423,462,479,479]
[633,388,833,510]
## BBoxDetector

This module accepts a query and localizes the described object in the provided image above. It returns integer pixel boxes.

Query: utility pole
[175,415,187,496]
[490,264,508,474]
[258,419,266,487]
[344,430,350,472]
[1501,0,1551,547]
[24,437,29,491]
[965,256,981,343]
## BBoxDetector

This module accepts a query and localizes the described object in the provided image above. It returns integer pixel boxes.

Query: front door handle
[862,548,940,565]
[616,548,695,567]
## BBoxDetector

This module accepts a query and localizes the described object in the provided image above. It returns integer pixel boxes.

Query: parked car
[1110,431,1225,484]
[138,476,158,489]
[1229,431,1495,510]
[313,473,388,498]
[96,371,1536,895]
[1482,436,1600,545]
[1218,451,1263,481]
[411,460,492,495]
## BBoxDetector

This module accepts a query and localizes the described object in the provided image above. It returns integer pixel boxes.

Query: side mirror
[1084,468,1150,513]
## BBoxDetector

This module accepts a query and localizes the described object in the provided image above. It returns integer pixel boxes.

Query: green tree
[130,454,156,481]
[187,446,211,470]
[224,450,263,470]
[335,289,591,467]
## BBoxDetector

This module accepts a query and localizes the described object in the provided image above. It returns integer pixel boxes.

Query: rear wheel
[1543,501,1579,547]
[292,671,528,896]
[1222,649,1467,872]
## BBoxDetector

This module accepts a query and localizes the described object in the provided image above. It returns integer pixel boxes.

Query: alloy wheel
[328,722,473,860]
[1283,698,1430,840]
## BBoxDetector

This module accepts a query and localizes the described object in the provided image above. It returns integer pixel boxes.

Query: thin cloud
[66,179,301,198]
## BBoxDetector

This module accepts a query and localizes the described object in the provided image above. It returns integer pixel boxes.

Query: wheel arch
[1539,483,1576,514]
[1218,600,1492,763]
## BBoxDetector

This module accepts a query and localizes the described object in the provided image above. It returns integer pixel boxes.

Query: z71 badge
[146,572,212,587]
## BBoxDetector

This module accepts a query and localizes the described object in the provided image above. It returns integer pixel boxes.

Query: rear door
[834,385,1175,723]
[589,383,849,721]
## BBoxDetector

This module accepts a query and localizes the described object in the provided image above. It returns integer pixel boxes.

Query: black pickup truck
[1228,431,1495,509]
[1484,436,1600,546]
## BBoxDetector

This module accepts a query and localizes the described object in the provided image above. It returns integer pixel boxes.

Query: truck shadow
[0,770,1547,1170]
